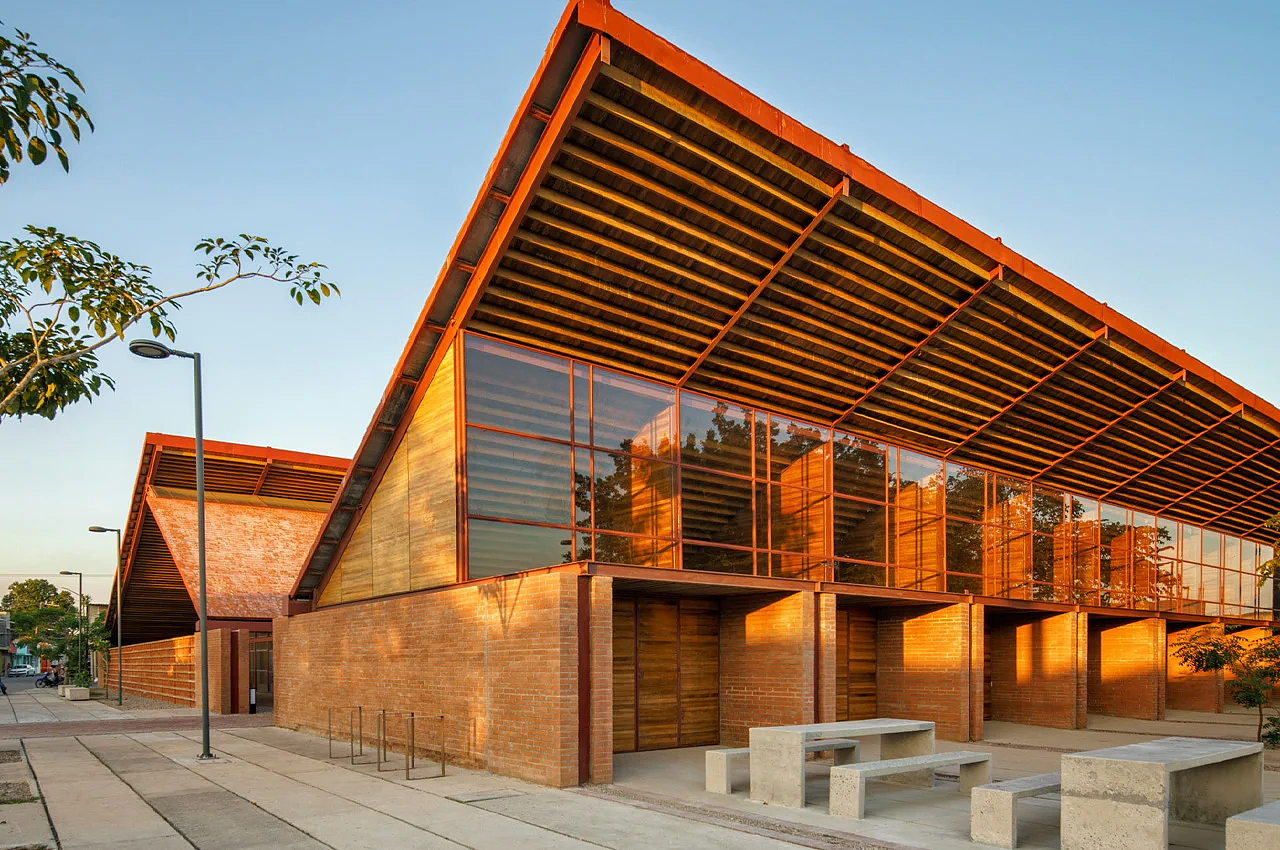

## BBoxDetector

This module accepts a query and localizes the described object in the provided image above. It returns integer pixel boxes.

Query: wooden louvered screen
[835,607,878,721]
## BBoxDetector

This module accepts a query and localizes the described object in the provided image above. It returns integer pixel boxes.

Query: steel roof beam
[1100,406,1244,499]
[1159,438,1280,515]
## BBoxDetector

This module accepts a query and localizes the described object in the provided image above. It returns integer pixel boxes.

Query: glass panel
[946,519,983,575]
[945,464,986,521]
[1223,535,1241,571]
[894,450,943,512]
[592,452,674,538]
[573,364,590,444]
[680,467,753,548]
[1201,530,1221,567]
[770,485,829,556]
[1031,533,1058,586]
[466,428,571,525]
[992,477,1032,531]
[947,573,983,594]
[682,543,753,576]
[768,416,829,487]
[769,552,824,581]
[1156,518,1180,597]
[1224,570,1242,609]
[1242,542,1257,575]
[1201,566,1220,614]
[1072,495,1099,525]
[833,433,887,502]
[1260,576,1274,619]
[592,370,675,459]
[593,532,675,569]
[987,525,1033,599]
[573,447,592,528]
[468,520,572,578]
[1181,524,1201,564]
[465,335,569,440]
[834,498,887,564]
[1099,503,1128,547]
[892,508,943,591]
[678,392,754,477]
[1100,546,1125,606]
[1032,485,1066,534]
[836,561,887,587]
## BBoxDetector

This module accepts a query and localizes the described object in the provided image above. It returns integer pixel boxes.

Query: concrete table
[749,718,935,808]
[1060,736,1263,850]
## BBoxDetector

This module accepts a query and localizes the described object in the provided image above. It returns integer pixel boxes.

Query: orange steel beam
[1205,477,1280,527]
[945,326,1108,457]
[140,431,348,471]
[1159,437,1280,514]
[675,179,847,389]
[1099,405,1244,499]
[294,36,607,600]
[250,459,273,497]
[833,264,1004,426]
[1032,371,1186,480]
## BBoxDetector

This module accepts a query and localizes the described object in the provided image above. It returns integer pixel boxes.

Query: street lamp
[89,526,123,705]
[128,338,212,760]
[57,570,83,681]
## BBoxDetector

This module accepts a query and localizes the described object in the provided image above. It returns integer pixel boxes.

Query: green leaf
[27,136,46,165]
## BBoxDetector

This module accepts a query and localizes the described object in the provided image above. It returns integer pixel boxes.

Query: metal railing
[375,710,446,780]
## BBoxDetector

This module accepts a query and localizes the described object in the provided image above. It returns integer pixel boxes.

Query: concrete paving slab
[24,736,190,849]
[0,800,55,848]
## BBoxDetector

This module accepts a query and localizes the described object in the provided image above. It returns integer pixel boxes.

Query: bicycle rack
[376,710,446,780]
[327,706,366,764]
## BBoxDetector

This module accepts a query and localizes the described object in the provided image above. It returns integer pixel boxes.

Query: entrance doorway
[612,596,719,752]
[248,631,273,709]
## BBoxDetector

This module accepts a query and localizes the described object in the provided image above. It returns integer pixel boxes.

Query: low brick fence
[106,635,197,707]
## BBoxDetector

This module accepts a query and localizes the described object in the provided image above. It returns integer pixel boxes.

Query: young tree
[1172,626,1280,745]
[0,21,340,421]
[4,578,75,673]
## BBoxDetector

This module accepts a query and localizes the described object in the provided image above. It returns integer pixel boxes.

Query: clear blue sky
[2,0,1276,603]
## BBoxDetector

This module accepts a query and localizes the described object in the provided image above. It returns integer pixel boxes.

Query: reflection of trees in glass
[680,402,753,472]
[834,437,886,501]
[769,417,826,482]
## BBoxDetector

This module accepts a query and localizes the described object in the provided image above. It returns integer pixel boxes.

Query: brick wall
[1087,617,1165,720]
[718,592,814,746]
[817,593,837,724]
[197,629,232,715]
[108,634,196,707]
[987,611,1086,729]
[876,602,982,742]
[274,570,585,787]
[1166,625,1224,712]
[587,576,613,783]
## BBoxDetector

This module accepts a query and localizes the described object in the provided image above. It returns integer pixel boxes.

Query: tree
[1,577,72,612]
[4,578,75,673]
[0,20,339,421]
[1171,626,1280,745]
[1258,513,1280,585]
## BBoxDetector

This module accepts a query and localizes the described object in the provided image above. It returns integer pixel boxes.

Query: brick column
[816,592,838,724]
[586,576,613,784]
[987,611,1088,729]
[719,592,814,746]
[1087,617,1166,721]
[876,602,982,742]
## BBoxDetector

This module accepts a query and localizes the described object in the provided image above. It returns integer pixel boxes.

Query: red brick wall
[588,577,613,783]
[987,611,1086,729]
[1088,617,1165,720]
[718,592,814,746]
[196,629,233,715]
[817,593,837,724]
[109,635,196,707]
[876,602,982,742]
[1166,625,1224,712]
[274,571,584,787]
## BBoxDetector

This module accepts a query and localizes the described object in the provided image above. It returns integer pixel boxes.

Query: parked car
[7,665,34,677]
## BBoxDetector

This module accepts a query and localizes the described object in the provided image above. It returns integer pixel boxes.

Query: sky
[1,0,1277,604]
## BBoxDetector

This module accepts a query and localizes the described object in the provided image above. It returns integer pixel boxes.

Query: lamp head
[128,339,175,359]
[88,526,114,533]
[58,570,78,576]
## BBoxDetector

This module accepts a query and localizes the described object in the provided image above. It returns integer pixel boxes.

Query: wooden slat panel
[371,437,410,597]
[678,598,720,746]
[409,343,458,590]
[637,599,679,750]
[847,608,877,720]
[612,598,638,753]
[835,609,849,721]
[341,510,373,603]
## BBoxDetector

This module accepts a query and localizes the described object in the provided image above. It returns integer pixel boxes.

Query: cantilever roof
[293,0,1279,599]
[111,433,348,642]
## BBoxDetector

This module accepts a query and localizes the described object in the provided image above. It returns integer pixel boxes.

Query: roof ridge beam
[1099,405,1245,499]
[1032,371,1186,480]
[833,264,1004,426]
[676,179,847,388]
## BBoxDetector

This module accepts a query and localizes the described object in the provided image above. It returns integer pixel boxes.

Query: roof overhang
[292,0,1280,600]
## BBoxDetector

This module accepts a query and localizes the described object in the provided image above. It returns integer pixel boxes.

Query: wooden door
[836,607,877,721]
[613,596,719,752]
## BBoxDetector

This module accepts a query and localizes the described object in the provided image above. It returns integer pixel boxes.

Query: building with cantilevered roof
[106,433,347,710]
[273,0,1279,787]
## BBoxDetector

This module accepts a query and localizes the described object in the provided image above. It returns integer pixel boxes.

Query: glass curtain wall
[461,333,1276,620]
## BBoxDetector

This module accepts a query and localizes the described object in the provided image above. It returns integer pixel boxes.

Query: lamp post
[89,526,123,705]
[128,338,211,759]
[57,570,83,681]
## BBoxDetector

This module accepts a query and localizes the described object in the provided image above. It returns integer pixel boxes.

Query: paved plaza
[0,689,1275,850]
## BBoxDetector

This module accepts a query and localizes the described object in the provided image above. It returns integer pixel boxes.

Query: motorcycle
[34,672,57,688]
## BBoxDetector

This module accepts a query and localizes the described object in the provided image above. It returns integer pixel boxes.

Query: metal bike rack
[327,705,365,763]
[376,710,446,780]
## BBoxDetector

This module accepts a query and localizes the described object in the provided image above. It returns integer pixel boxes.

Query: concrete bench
[706,738,860,794]
[970,772,1061,848]
[1227,799,1280,850]
[830,751,992,819]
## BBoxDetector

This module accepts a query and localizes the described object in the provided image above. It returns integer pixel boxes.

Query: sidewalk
[0,690,200,725]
